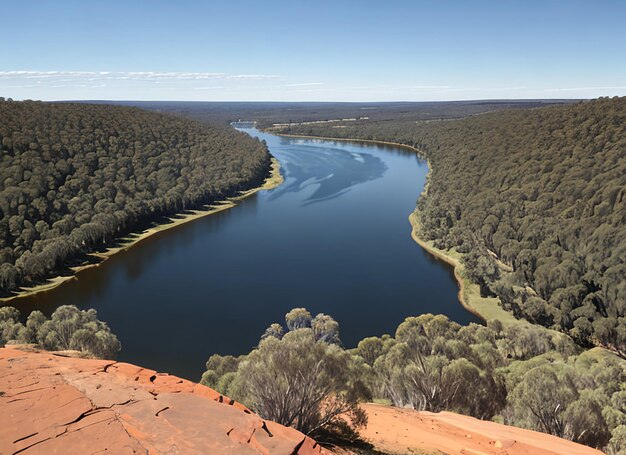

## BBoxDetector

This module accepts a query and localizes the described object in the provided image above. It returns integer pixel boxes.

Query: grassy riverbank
[272,133,505,317]
[270,131,570,338]
[409,211,517,325]
[1,158,283,304]
[409,210,573,348]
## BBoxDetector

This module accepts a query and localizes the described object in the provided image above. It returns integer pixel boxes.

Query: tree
[355,336,386,366]
[508,365,576,438]
[311,313,340,344]
[608,425,626,454]
[0,306,27,344]
[230,329,367,436]
[200,354,242,389]
[285,307,312,331]
[594,317,626,358]
[496,325,554,360]
[372,314,505,419]
[34,305,120,358]
[202,308,368,438]
[562,391,611,448]
[0,305,120,359]
[260,322,284,341]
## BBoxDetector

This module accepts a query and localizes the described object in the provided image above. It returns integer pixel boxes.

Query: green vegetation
[361,315,623,452]
[0,99,271,296]
[202,308,368,439]
[0,304,120,359]
[204,309,625,452]
[273,97,626,357]
[2,97,622,450]
[126,99,573,128]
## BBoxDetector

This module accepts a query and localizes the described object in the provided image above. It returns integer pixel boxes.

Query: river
[14,129,478,380]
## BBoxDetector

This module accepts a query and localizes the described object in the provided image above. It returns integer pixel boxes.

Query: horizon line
[4,97,595,104]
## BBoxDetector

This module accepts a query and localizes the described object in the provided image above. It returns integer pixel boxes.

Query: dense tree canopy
[358,314,623,451]
[0,304,120,359]
[275,97,626,355]
[128,99,568,128]
[0,99,271,295]
[204,309,625,452]
[202,309,367,439]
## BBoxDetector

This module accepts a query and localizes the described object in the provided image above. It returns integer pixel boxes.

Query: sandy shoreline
[409,211,496,323]
[409,212,482,320]
[1,158,283,304]
[271,131,522,325]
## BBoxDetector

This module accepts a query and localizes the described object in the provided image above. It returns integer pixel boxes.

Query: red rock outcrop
[0,346,605,455]
[0,345,327,454]
[360,403,604,455]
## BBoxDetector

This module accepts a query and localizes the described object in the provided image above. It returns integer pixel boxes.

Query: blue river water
[17,129,477,380]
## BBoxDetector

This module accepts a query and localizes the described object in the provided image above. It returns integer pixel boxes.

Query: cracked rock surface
[0,345,327,455]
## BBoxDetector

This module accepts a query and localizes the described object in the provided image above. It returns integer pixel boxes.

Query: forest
[271,97,626,357]
[1,97,622,452]
[204,308,626,453]
[105,99,573,128]
[0,99,271,295]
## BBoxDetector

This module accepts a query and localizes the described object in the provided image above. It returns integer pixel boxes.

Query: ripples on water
[269,143,387,204]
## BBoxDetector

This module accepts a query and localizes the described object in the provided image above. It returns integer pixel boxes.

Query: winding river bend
[16,129,478,380]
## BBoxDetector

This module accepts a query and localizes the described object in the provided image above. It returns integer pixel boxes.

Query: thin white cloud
[291,88,332,93]
[0,70,280,82]
[193,86,225,90]
[340,86,385,90]
[0,84,40,88]
[405,85,452,90]
[0,71,288,100]
[544,86,626,92]
[226,74,280,80]
[285,82,324,87]
[51,84,107,88]
[437,86,528,93]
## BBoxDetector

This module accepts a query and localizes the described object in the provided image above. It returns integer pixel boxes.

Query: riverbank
[275,132,620,356]
[408,211,519,325]
[272,131,546,328]
[408,204,575,342]
[1,157,283,304]
[270,132,510,321]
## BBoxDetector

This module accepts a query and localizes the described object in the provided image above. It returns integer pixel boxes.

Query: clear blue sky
[2,0,625,101]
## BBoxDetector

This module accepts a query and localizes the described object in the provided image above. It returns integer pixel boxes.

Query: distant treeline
[272,97,626,356]
[0,99,270,295]
[105,99,575,128]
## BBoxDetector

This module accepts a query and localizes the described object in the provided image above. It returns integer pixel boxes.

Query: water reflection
[268,143,387,204]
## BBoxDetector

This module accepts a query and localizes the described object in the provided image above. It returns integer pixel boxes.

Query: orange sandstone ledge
[0,346,603,455]
[359,403,603,455]
[0,345,325,455]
